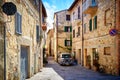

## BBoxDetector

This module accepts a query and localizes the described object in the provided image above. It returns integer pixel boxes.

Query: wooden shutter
[89,19,92,31]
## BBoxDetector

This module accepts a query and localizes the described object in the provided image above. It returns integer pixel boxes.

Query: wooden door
[21,46,28,80]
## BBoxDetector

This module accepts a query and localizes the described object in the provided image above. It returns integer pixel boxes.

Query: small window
[78,27,80,36]
[73,12,75,20]
[66,15,70,21]
[73,30,75,38]
[89,19,92,31]
[104,8,112,26]
[104,47,111,55]
[84,23,86,33]
[64,40,72,46]
[15,12,22,34]
[83,0,86,3]
[64,26,72,32]
[78,6,80,19]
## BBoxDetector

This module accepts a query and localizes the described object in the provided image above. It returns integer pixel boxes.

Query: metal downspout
[82,0,84,66]
[39,0,42,70]
[56,14,58,62]
[4,23,6,80]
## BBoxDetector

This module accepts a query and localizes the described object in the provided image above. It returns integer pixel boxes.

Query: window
[62,54,71,58]
[66,15,70,21]
[104,47,111,55]
[84,23,86,33]
[83,0,86,3]
[64,26,72,32]
[64,40,72,46]
[73,12,75,20]
[78,6,80,19]
[92,0,95,3]
[94,16,97,29]
[42,16,45,23]
[73,30,75,38]
[92,48,98,60]
[104,8,112,26]
[78,27,80,36]
[36,25,39,42]
[92,0,97,6]
[89,19,92,31]
[15,12,22,34]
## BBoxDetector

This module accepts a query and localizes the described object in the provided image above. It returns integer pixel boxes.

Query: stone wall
[5,0,40,80]
[0,25,4,80]
[55,10,72,54]
[69,0,83,64]
[83,0,117,75]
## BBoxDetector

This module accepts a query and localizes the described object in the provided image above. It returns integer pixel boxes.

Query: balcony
[83,0,98,15]
[72,18,82,26]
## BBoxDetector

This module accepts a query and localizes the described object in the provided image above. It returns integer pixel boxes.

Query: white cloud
[43,0,74,31]
[44,2,57,31]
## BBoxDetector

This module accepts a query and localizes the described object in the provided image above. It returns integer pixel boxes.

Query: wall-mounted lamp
[2,2,17,16]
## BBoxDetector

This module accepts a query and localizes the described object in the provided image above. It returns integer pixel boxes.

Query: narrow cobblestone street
[45,57,120,80]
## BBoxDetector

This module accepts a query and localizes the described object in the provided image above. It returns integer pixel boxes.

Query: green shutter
[64,26,66,32]
[94,16,97,29]
[70,26,72,32]
[70,40,72,46]
[64,40,67,46]
[89,19,92,31]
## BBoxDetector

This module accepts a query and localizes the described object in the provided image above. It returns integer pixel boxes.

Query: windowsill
[15,32,22,35]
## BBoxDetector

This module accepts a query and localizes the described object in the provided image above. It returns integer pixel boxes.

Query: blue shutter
[15,13,17,33]
[36,25,39,42]
[20,14,22,33]
[15,12,22,34]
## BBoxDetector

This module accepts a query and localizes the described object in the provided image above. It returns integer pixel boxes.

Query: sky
[42,0,74,30]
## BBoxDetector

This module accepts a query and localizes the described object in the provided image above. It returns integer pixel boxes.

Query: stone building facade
[53,10,72,61]
[46,29,54,56]
[53,0,120,76]
[82,0,119,75]
[68,0,83,64]
[0,0,47,80]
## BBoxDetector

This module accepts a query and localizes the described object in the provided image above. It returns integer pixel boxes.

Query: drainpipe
[39,0,42,69]
[3,16,12,80]
[56,14,58,62]
[4,23,6,80]
[81,0,84,66]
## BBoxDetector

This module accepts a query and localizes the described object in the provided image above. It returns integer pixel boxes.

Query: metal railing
[82,0,98,12]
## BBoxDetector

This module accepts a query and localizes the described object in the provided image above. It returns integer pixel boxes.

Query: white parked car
[58,53,73,65]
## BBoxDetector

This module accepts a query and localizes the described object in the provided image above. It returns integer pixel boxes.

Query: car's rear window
[62,54,71,58]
